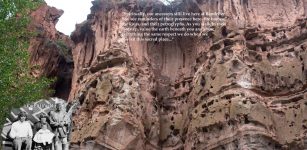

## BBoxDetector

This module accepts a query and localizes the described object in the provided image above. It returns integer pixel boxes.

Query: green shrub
[0,0,54,131]
[56,40,73,62]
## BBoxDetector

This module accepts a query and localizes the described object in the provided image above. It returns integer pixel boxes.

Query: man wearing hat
[9,111,33,150]
[49,103,69,150]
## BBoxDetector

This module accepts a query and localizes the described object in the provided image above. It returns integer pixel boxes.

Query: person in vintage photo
[33,114,52,131]
[9,111,33,150]
[49,103,70,150]
[33,123,54,150]
[33,114,53,150]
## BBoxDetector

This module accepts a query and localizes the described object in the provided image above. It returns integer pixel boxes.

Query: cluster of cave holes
[169,124,180,136]
[196,94,261,129]
[253,70,305,93]
[270,29,286,39]
[210,38,236,51]
[163,113,182,138]
[192,129,283,149]
[286,102,304,129]
[221,47,233,61]
[195,93,245,118]
[244,50,262,62]
[191,96,284,149]
[247,45,270,53]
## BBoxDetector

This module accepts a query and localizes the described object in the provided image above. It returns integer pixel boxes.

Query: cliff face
[190,0,306,28]
[185,19,307,150]
[29,4,73,99]
[64,0,307,149]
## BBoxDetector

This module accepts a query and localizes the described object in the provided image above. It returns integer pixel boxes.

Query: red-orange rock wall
[67,0,307,149]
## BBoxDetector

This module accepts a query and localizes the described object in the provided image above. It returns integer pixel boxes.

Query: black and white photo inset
[1,97,79,150]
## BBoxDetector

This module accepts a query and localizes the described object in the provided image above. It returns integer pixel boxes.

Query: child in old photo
[33,123,54,150]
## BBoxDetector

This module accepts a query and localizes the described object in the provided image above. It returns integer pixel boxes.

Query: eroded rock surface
[68,0,307,149]
[186,18,307,150]
[70,49,159,149]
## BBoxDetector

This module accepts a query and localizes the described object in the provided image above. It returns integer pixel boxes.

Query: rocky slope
[54,0,307,149]
[29,4,73,99]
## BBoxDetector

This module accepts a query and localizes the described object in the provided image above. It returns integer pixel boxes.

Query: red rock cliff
[63,0,307,149]
[29,4,73,99]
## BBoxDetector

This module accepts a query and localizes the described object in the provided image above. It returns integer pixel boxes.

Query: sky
[44,0,173,36]
[44,0,93,35]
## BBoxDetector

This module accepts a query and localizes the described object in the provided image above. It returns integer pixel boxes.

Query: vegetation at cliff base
[0,0,53,129]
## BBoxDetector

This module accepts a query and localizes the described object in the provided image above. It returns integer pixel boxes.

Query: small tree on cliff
[0,0,53,129]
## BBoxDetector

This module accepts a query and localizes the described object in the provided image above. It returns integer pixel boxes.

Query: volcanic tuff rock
[29,4,73,99]
[64,0,307,149]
